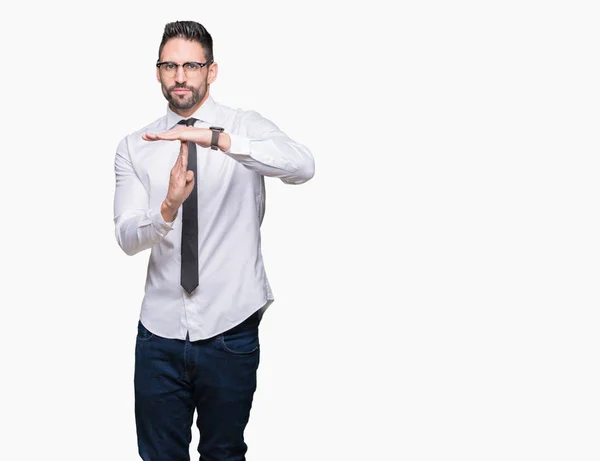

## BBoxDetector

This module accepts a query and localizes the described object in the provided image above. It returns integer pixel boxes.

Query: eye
[185,62,200,70]
[165,63,177,70]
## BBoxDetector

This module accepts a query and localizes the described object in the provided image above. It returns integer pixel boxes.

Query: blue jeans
[134,312,261,461]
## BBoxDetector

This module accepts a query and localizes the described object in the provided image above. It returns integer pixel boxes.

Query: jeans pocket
[219,327,259,355]
[136,320,154,342]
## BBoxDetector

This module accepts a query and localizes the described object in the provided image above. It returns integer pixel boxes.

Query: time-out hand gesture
[160,141,194,222]
[143,125,230,151]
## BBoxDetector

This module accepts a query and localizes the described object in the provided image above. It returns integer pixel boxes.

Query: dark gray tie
[177,118,199,294]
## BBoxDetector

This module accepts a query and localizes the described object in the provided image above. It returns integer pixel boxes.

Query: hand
[143,125,231,151]
[160,141,195,222]
[143,125,213,148]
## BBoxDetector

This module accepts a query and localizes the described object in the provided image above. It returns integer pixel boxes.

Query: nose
[174,65,186,83]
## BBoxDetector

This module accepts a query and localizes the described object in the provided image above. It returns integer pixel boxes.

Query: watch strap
[209,126,224,150]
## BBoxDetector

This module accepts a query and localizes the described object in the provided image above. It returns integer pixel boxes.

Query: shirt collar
[166,94,218,129]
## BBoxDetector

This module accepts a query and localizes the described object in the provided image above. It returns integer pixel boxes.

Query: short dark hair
[158,21,214,63]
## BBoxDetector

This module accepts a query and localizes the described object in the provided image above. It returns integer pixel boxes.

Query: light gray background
[1,0,598,459]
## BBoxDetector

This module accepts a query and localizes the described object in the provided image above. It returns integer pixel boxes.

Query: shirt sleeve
[223,110,315,185]
[113,137,176,256]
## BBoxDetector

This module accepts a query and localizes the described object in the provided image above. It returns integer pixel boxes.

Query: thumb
[186,170,194,182]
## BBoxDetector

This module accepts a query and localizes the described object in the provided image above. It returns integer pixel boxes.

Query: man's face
[157,38,216,113]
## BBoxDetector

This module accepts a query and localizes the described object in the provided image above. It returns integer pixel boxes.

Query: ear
[156,66,161,83]
[207,62,218,85]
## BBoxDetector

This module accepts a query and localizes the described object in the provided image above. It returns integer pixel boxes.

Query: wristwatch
[209,126,224,150]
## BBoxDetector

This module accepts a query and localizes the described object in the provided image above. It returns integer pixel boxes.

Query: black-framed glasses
[156,60,213,77]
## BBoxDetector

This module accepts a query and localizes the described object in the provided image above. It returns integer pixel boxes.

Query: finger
[173,151,182,171]
[180,141,189,169]
[186,170,194,182]
[143,132,159,141]
[144,131,173,141]
[184,173,195,197]
[157,125,187,140]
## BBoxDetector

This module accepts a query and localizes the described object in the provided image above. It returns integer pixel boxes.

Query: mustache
[168,84,194,92]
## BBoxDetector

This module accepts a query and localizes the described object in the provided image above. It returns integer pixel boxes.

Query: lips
[172,88,191,94]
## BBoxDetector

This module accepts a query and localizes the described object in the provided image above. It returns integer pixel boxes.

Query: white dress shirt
[113,95,314,340]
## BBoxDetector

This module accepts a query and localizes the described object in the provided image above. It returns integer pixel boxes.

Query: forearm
[160,198,179,223]
[223,133,315,184]
[113,139,177,256]
[114,208,174,256]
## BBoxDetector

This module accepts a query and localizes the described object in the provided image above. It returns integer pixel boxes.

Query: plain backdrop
[1,0,599,460]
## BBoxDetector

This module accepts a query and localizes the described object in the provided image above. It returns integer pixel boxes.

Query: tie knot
[178,118,198,127]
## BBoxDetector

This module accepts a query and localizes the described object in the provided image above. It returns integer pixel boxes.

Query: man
[112,20,314,461]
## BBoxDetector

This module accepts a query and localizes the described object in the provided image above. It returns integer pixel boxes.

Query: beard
[162,81,206,111]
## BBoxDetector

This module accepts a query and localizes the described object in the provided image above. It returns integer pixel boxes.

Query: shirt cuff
[139,208,176,236]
